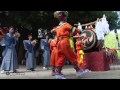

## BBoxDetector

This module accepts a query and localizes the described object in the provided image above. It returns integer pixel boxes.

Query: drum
[80,30,104,52]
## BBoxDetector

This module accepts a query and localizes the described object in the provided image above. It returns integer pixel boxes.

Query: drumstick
[74,18,102,27]
[74,21,97,26]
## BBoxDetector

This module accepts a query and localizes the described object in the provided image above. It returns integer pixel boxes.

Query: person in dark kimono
[14,31,20,57]
[23,34,36,71]
[0,27,19,74]
[0,28,7,66]
[40,34,50,70]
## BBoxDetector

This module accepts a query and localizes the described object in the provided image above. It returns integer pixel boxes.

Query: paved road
[0,65,120,79]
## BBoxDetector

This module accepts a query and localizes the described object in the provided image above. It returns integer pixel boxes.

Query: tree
[0,11,118,64]
[68,11,118,30]
[0,11,119,31]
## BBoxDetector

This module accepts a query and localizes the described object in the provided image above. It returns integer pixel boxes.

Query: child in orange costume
[76,36,87,70]
[49,27,58,76]
[50,37,57,76]
[75,33,91,73]
[52,11,84,79]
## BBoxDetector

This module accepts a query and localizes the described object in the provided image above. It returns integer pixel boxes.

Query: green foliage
[0,11,119,31]
[68,11,118,30]
[104,33,120,59]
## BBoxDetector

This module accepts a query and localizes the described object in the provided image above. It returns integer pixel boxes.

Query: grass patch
[104,34,120,59]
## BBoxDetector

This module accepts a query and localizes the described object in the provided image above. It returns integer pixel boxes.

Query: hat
[54,11,68,19]
[73,33,81,38]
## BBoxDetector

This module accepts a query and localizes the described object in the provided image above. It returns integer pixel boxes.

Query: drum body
[80,30,104,52]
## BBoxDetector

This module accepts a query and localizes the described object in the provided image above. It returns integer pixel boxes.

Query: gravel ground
[0,65,120,79]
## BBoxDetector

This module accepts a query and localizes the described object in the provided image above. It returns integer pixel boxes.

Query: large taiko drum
[80,30,104,52]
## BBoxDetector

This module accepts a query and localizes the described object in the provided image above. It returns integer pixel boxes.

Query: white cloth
[101,18,110,35]
[95,21,104,40]
[95,16,110,40]
[78,23,82,31]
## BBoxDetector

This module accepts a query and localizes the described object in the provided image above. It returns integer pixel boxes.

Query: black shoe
[30,68,35,71]
[13,70,19,73]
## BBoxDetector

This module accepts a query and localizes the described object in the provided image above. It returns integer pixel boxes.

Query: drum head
[80,30,97,51]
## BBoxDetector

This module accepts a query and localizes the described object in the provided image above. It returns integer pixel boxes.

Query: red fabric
[53,26,57,29]
[56,23,80,38]
[86,25,94,30]
[50,39,57,66]
[55,23,80,67]
[56,23,71,37]
[55,38,77,67]
[84,50,110,71]
[50,39,57,51]
[77,51,88,70]
[76,40,88,70]
[78,60,88,70]
[50,49,57,66]
[76,41,83,50]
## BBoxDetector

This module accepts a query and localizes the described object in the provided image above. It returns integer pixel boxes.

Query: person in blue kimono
[14,31,20,57]
[23,34,36,71]
[40,34,50,70]
[0,27,19,74]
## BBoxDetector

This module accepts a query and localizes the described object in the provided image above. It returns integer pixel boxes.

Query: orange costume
[55,22,80,68]
[50,26,58,76]
[76,40,87,70]
[50,38,57,67]
[53,11,85,79]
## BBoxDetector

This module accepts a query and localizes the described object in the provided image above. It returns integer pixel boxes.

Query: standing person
[0,28,7,46]
[0,28,6,65]
[14,31,20,60]
[0,27,19,74]
[75,33,91,73]
[49,31,57,76]
[40,34,50,70]
[23,34,36,71]
[52,11,84,79]
[14,31,20,56]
